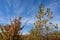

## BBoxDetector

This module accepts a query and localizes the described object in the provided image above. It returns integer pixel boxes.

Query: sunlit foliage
[0,17,25,40]
[29,4,58,40]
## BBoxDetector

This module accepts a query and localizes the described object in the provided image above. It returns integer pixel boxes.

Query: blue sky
[0,0,60,34]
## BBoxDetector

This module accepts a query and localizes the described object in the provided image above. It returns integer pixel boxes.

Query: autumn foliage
[0,16,24,40]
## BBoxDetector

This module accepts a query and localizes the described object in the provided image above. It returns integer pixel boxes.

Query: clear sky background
[0,0,60,34]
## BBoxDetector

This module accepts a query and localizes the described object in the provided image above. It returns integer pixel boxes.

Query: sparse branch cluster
[0,16,24,40]
[29,4,58,40]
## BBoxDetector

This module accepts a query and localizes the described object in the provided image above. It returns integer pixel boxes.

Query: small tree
[30,4,58,40]
[0,16,27,40]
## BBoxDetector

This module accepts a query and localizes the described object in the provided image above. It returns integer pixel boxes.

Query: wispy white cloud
[21,17,36,26]
[45,2,58,11]
[6,0,11,7]
[14,7,25,16]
